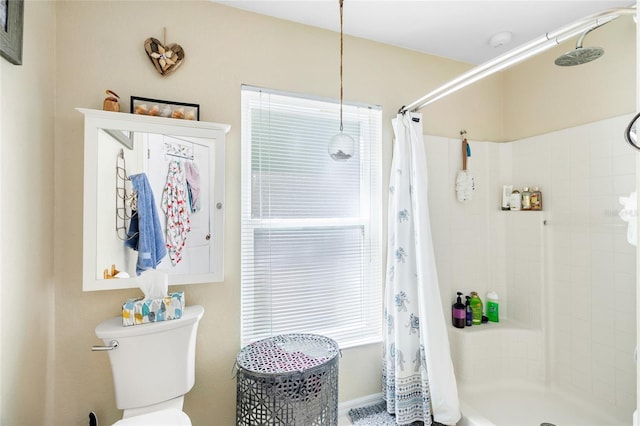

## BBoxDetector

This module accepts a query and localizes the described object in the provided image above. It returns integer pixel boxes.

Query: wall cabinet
[78,108,230,291]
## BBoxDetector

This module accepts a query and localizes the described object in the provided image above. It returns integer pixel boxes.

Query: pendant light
[328,0,355,161]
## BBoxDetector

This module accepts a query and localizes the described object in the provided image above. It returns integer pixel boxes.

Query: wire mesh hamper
[236,333,340,426]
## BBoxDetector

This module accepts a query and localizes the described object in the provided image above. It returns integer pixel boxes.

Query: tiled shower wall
[512,114,637,414]
[426,114,636,414]
[427,133,546,385]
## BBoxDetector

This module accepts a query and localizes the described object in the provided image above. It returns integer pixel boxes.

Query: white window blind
[240,85,382,348]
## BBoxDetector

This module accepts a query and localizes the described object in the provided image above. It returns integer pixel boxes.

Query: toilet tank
[95,305,204,410]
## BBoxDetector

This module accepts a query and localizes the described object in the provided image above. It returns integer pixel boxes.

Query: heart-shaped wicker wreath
[144,37,185,76]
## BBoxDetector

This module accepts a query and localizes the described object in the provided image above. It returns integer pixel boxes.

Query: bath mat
[347,402,428,425]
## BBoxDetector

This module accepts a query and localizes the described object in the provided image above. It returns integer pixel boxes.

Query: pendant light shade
[328,0,354,161]
[329,132,354,161]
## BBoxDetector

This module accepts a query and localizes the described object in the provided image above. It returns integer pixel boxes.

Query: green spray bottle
[486,291,499,322]
[469,291,483,325]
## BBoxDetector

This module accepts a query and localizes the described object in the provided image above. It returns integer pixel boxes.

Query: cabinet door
[144,133,214,276]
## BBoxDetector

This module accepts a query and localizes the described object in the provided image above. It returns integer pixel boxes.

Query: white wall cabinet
[78,108,230,291]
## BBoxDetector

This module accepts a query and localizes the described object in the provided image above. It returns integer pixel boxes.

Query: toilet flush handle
[91,340,119,351]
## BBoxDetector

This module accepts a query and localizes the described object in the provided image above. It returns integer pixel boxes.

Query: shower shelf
[449,318,537,333]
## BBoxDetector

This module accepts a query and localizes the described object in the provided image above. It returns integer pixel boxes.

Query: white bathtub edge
[457,379,631,426]
[457,399,495,426]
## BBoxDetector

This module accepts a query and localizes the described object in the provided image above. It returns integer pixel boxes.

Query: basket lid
[237,333,339,374]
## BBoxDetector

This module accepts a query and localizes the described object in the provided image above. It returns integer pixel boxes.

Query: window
[240,85,382,348]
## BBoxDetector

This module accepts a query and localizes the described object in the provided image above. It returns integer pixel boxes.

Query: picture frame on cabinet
[0,0,24,65]
[130,96,200,121]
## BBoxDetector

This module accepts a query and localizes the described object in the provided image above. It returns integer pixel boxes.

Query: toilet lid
[113,409,191,426]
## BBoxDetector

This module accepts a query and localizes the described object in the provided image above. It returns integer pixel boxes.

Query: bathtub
[457,380,630,426]
[448,321,632,426]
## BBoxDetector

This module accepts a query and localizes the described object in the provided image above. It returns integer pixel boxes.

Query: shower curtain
[382,112,461,426]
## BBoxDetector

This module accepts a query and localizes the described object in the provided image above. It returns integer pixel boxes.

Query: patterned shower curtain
[382,112,461,426]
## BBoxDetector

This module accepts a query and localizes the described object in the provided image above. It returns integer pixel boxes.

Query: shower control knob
[205,233,211,241]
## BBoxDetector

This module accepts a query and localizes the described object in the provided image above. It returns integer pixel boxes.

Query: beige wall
[0,1,56,425]
[502,16,636,140]
[53,2,501,425]
[0,0,634,425]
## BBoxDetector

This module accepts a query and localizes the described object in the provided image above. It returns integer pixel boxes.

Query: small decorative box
[122,292,185,327]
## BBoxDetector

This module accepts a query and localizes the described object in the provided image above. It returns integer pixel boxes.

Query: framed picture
[0,0,23,65]
[130,96,200,121]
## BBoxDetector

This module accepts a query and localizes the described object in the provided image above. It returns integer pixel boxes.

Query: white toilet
[94,305,205,425]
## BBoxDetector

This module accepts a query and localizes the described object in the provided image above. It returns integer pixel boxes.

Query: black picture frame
[130,96,200,121]
[0,0,23,65]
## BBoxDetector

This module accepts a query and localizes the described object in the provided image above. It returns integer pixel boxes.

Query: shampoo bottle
[470,291,483,325]
[521,187,531,210]
[486,291,499,322]
[452,291,466,329]
[530,187,542,210]
[465,295,472,326]
[510,190,522,211]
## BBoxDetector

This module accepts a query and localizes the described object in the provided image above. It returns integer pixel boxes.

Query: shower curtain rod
[399,6,636,114]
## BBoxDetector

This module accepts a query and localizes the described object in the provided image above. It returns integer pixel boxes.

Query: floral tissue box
[122,292,185,327]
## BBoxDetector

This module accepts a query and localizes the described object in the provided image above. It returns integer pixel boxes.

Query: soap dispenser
[452,292,466,328]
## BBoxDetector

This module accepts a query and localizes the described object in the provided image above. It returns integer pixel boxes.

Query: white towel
[619,192,637,246]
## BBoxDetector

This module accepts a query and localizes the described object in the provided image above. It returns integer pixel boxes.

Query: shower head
[554,46,604,66]
[554,25,605,66]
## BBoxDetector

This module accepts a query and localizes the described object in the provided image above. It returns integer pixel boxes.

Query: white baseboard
[338,393,384,418]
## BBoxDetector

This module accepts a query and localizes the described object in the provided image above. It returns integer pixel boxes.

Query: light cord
[339,0,344,132]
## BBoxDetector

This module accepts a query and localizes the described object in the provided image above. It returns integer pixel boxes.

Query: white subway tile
[527,360,545,382]
[590,231,614,252]
[591,311,615,335]
[614,271,636,294]
[614,329,636,354]
[592,377,616,405]
[613,309,636,335]
[592,342,616,367]
[590,157,613,178]
[614,347,636,374]
[571,366,593,393]
[613,174,635,195]
[615,366,636,394]
[614,252,636,275]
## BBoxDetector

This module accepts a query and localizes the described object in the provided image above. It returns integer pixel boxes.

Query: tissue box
[122,292,185,326]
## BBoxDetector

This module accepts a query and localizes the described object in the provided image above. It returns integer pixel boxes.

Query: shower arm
[576,24,604,49]
[399,6,636,114]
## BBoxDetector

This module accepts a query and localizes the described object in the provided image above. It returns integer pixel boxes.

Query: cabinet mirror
[78,108,230,291]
